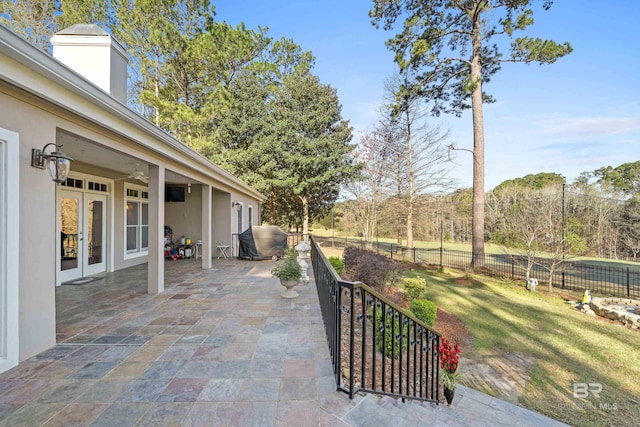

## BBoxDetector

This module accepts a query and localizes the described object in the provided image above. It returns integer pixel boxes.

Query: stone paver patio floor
[0,259,567,426]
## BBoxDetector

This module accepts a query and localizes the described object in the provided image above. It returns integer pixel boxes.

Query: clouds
[452,113,640,190]
[535,116,640,139]
[526,116,640,173]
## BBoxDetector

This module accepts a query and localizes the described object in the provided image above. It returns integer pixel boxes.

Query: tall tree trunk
[396,154,403,247]
[269,189,277,225]
[406,107,414,249]
[470,13,485,269]
[154,54,160,127]
[301,195,309,242]
[407,199,414,248]
[373,200,378,243]
[183,72,191,144]
[141,74,147,117]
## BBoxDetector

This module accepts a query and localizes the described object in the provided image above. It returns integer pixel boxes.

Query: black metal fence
[310,236,441,403]
[313,236,640,299]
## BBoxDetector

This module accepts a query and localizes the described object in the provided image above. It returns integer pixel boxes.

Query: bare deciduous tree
[0,0,57,50]
[381,73,454,248]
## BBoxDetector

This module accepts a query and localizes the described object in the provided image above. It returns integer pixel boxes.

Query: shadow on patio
[1,259,355,426]
[0,259,567,426]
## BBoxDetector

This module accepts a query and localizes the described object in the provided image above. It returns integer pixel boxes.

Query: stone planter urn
[279,278,299,299]
[271,251,301,299]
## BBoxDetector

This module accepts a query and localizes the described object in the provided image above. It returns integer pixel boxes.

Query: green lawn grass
[403,267,640,426]
[315,239,640,426]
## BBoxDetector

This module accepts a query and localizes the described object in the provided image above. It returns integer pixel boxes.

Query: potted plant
[271,249,302,298]
[439,337,462,405]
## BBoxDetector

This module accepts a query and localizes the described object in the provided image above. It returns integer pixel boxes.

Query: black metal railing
[313,236,640,299]
[311,236,441,403]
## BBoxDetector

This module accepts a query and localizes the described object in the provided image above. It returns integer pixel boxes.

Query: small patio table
[217,244,231,259]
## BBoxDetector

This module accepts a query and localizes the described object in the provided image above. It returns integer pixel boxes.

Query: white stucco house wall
[0,23,265,373]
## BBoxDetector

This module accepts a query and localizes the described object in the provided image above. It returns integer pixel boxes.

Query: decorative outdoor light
[232,200,242,210]
[31,143,73,183]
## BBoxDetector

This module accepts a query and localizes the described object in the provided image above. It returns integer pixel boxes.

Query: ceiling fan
[116,169,149,184]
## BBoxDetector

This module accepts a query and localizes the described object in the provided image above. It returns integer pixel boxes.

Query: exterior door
[58,190,107,283]
[84,193,107,276]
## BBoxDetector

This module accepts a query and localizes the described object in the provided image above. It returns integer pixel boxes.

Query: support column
[201,184,212,269]
[148,165,165,294]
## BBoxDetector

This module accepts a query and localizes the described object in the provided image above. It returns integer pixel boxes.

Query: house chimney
[51,24,128,103]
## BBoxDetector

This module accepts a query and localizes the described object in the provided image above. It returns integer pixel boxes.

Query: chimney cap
[55,24,110,37]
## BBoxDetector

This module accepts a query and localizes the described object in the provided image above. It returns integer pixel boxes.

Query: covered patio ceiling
[57,129,195,185]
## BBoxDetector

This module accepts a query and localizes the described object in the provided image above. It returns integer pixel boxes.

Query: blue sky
[216,1,640,190]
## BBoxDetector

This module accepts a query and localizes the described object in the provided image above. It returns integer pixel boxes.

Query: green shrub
[410,299,437,327]
[342,247,402,292]
[328,256,345,275]
[373,306,409,357]
[404,277,426,302]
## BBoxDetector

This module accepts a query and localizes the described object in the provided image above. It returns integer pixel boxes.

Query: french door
[58,189,107,283]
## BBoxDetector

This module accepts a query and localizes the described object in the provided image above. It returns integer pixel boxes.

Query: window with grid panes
[125,184,149,254]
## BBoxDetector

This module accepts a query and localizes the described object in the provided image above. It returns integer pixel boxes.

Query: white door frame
[83,193,107,276]
[58,189,83,283]
[57,181,110,284]
[0,128,19,373]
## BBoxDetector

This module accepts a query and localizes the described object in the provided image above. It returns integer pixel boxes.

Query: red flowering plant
[439,337,462,390]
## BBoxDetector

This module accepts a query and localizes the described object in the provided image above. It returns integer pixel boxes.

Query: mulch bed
[336,282,473,403]
[434,308,473,349]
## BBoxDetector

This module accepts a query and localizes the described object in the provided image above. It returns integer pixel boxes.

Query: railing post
[361,289,366,390]
[349,284,355,399]
[435,335,440,401]
[627,267,630,297]
[439,244,443,267]
[336,281,342,386]
[398,312,403,396]
[382,302,387,392]
[372,299,377,390]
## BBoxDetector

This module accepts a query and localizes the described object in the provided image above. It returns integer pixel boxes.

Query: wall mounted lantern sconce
[232,200,242,210]
[31,143,73,183]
